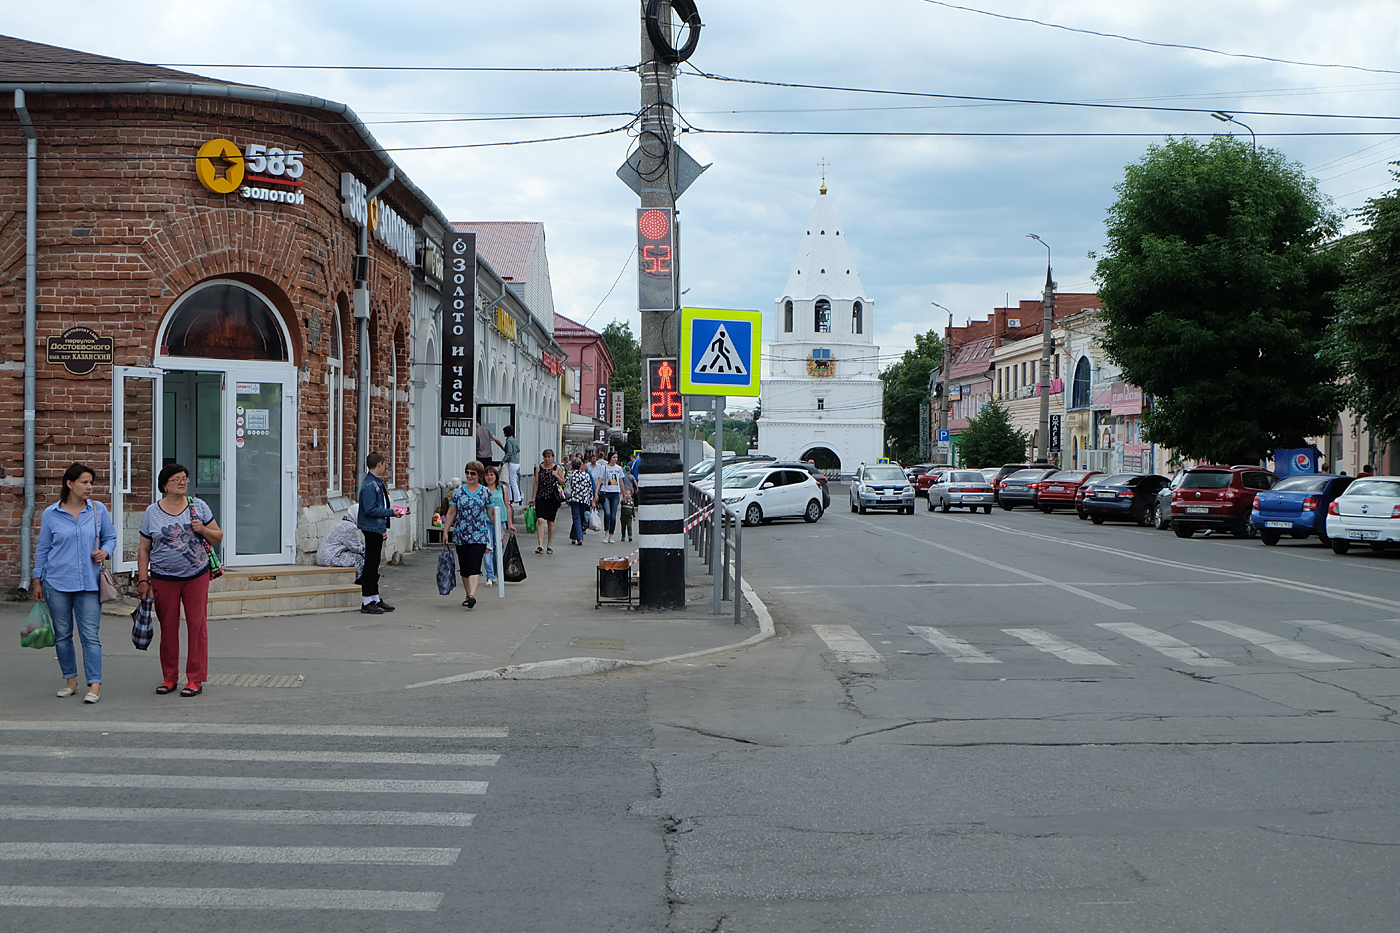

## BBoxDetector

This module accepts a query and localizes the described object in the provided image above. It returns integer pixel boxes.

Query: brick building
[551,313,619,455]
[0,36,460,584]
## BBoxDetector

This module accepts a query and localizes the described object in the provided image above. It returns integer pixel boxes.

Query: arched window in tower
[852,301,863,335]
[784,300,793,333]
[1072,356,1092,410]
[814,299,831,334]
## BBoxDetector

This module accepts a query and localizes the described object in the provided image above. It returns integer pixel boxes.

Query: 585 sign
[195,138,307,205]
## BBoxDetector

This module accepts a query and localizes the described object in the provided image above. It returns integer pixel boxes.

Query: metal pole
[1027,235,1055,463]
[15,90,37,590]
[494,503,505,598]
[733,514,742,626]
[712,394,724,615]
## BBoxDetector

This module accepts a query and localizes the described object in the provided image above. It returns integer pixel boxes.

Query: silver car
[927,470,995,513]
[849,464,916,515]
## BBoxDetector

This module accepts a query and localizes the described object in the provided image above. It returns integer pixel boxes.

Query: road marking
[0,722,506,738]
[0,806,475,827]
[0,886,443,911]
[1190,620,1350,663]
[1096,622,1234,666]
[812,625,884,663]
[908,626,1001,663]
[0,843,460,866]
[0,747,499,767]
[768,581,1249,591]
[0,773,488,795]
[1004,629,1118,665]
[1291,620,1400,658]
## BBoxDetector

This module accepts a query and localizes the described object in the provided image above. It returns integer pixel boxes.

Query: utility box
[1273,447,1321,477]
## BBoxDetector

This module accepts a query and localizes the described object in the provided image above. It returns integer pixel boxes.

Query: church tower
[757,182,884,475]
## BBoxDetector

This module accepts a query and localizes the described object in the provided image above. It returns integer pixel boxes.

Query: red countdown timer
[637,208,675,311]
[647,357,683,422]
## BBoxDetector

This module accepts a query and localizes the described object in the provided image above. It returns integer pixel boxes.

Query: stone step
[209,565,358,593]
[207,583,363,619]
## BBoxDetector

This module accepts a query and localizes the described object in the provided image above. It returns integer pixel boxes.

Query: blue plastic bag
[437,546,457,595]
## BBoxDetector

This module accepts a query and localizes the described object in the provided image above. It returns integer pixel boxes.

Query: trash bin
[596,558,632,608]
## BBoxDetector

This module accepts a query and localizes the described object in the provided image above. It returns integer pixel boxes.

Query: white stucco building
[757,186,884,474]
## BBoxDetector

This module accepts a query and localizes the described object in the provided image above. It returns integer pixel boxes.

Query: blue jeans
[601,492,621,534]
[570,503,586,542]
[483,522,497,581]
[47,588,102,684]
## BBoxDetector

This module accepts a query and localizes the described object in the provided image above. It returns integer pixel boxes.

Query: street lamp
[1211,112,1256,151]
[930,301,955,464]
[1026,234,1055,464]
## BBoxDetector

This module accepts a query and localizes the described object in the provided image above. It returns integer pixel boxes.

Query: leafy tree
[601,320,641,444]
[881,329,944,463]
[1094,136,1343,464]
[1327,172,1400,453]
[957,398,1026,467]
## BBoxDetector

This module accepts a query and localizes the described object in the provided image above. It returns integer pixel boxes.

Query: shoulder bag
[96,528,120,603]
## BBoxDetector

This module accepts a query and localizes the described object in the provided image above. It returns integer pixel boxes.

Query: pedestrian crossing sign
[679,307,762,397]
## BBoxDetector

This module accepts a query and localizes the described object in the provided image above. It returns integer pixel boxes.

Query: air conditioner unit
[1007,318,1021,328]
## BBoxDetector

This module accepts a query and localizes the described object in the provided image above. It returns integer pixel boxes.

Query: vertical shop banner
[596,385,610,421]
[440,232,476,436]
[611,391,625,429]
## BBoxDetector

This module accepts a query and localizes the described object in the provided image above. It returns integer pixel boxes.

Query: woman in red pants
[135,463,223,697]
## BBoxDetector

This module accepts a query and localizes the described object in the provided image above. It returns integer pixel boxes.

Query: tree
[601,320,641,446]
[1094,136,1344,464]
[1327,172,1400,453]
[881,329,944,463]
[957,398,1027,467]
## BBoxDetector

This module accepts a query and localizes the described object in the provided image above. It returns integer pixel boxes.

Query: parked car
[989,462,1053,504]
[1325,476,1400,554]
[1253,474,1353,546]
[688,454,774,481]
[1036,470,1103,513]
[927,470,995,513]
[980,467,1002,487]
[1082,473,1170,525]
[1153,470,1190,529]
[850,463,916,514]
[916,468,948,498]
[720,466,825,526]
[762,460,831,509]
[1170,465,1278,538]
[904,463,936,489]
[1076,473,1111,520]
[998,468,1059,510]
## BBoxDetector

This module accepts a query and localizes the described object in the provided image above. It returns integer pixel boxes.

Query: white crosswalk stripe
[908,626,1001,663]
[813,624,884,663]
[0,886,443,911]
[1191,620,1351,663]
[0,721,506,738]
[1291,620,1400,658]
[1003,628,1118,665]
[0,772,489,794]
[0,843,461,866]
[1096,622,1234,666]
[0,805,475,827]
[0,745,499,767]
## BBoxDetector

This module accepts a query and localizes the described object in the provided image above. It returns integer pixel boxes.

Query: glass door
[224,365,297,565]
[111,367,163,574]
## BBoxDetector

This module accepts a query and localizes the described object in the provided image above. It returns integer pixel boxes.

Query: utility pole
[931,302,953,465]
[1027,234,1055,463]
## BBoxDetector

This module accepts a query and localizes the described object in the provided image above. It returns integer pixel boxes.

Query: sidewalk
[0,528,772,709]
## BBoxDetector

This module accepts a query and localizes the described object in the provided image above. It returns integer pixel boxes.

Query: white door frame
[111,366,164,574]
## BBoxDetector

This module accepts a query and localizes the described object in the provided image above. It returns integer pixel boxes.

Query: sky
[9,0,1400,363]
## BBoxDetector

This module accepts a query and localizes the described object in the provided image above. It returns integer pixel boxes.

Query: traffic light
[647,357,683,422]
[637,208,675,311]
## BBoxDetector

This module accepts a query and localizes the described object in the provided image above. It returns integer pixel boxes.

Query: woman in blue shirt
[442,461,493,609]
[32,462,117,703]
[480,466,517,586]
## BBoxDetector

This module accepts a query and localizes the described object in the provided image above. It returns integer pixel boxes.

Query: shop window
[162,282,288,361]
[852,301,863,334]
[327,311,344,495]
[815,299,831,333]
[784,300,793,333]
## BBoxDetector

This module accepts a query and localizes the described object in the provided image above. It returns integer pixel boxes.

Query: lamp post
[1026,234,1055,464]
[1211,112,1256,151]
[930,301,955,465]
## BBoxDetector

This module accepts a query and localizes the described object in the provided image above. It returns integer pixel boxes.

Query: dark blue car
[1251,474,1354,545]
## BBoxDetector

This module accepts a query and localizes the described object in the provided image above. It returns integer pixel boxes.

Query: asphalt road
[2,491,1397,932]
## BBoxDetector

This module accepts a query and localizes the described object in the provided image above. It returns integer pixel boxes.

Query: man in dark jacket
[356,452,396,614]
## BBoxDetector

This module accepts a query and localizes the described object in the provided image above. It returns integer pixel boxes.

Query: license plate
[963,495,984,501]
[1095,491,1116,498]
[881,497,899,503]
[1186,506,1209,513]
[1049,486,1064,492]
[1348,529,1380,540]
[1265,521,1292,529]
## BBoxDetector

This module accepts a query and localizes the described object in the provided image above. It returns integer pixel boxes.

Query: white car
[849,464,916,514]
[1326,476,1400,554]
[720,466,825,526]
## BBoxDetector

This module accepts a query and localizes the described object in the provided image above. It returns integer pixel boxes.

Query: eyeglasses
[464,470,479,476]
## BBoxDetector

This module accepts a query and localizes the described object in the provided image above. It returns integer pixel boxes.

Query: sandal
[180,682,202,697]
[535,546,544,554]
[155,681,177,695]
[546,547,553,554]
[462,597,471,607]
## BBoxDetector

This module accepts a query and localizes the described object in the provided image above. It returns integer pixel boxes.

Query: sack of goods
[523,506,538,534]
[20,600,54,649]
[589,511,602,532]
[437,546,457,595]
[503,535,527,583]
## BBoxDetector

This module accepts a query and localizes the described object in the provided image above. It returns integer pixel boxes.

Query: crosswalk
[0,720,501,915]
[813,618,1400,671]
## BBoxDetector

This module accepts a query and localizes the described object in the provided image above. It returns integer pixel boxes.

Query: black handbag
[503,534,527,583]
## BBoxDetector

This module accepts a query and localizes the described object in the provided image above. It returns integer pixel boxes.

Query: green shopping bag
[20,600,54,649]
[523,505,538,534]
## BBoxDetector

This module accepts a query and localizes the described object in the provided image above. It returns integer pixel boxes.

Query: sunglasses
[465,470,479,476]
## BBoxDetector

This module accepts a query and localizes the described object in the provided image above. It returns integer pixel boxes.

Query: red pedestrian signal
[647,357,683,422]
[637,208,675,311]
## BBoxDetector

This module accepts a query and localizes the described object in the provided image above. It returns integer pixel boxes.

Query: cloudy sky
[10,1,1400,360]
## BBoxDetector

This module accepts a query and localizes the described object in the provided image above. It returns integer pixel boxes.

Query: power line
[0,59,635,74]
[687,128,1400,139]
[583,247,638,327]
[916,0,1400,77]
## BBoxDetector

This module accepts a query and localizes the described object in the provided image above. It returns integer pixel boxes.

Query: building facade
[552,314,622,456]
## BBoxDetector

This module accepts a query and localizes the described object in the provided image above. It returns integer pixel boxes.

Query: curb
[404,578,775,688]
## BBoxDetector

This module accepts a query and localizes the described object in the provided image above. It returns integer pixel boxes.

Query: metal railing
[685,482,743,625]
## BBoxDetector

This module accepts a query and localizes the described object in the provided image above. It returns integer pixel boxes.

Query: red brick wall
[0,91,424,584]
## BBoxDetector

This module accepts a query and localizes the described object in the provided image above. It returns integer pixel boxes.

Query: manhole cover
[569,637,628,651]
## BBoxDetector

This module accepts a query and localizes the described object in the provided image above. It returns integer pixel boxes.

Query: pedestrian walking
[533,449,565,554]
[476,423,501,469]
[356,452,396,615]
[628,450,640,482]
[136,463,223,698]
[565,458,593,545]
[584,452,604,534]
[480,466,516,585]
[620,465,638,543]
[500,425,522,504]
[32,462,117,703]
[443,461,493,608]
[599,451,625,544]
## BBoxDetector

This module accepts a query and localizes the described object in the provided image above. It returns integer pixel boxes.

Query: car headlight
[722,495,745,504]
[904,486,914,494]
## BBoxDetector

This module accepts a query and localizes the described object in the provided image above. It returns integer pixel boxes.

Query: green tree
[957,398,1027,467]
[881,329,944,463]
[1094,136,1343,464]
[1327,172,1400,453]
[601,320,641,444]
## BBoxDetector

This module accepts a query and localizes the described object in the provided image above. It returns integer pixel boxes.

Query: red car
[1171,465,1278,538]
[1036,470,1103,513]
[916,468,948,497]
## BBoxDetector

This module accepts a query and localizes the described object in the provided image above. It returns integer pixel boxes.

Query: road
[2,493,1397,932]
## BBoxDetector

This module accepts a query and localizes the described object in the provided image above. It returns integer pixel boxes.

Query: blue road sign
[679,307,761,397]
[938,429,950,443]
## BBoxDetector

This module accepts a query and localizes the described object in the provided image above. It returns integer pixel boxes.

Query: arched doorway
[113,280,299,570]
[801,446,841,473]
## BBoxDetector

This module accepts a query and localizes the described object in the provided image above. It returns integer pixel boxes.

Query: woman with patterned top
[442,460,493,609]
[564,458,594,546]
[533,449,565,555]
[136,462,224,698]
